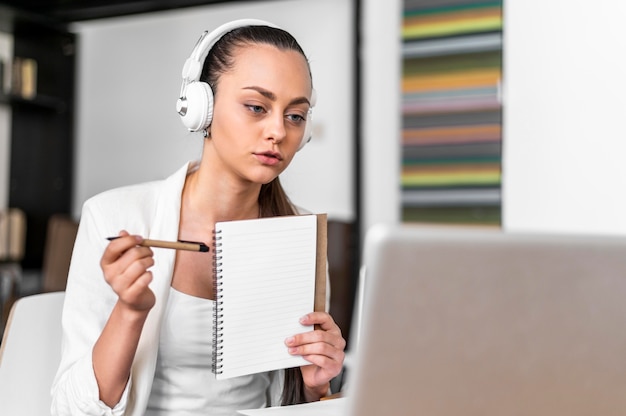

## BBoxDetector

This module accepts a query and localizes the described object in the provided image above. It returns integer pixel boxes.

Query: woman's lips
[254,151,283,166]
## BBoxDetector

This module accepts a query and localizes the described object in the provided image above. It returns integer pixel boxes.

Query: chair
[41,214,79,293]
[0,291,65,415]
[0,208,27,333]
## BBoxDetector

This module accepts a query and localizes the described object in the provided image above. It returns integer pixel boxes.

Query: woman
[51,19,346,416]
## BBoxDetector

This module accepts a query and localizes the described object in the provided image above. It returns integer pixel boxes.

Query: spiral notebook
[212,214,327,380]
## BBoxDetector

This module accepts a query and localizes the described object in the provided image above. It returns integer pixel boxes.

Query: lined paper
[214,215,318,379]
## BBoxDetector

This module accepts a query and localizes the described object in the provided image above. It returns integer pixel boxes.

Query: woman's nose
[266,114,287,143]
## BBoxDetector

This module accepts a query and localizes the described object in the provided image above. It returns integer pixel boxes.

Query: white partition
[361,0,402,235]
[503,0,626,235]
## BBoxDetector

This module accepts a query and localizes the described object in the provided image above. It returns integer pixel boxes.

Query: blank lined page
[214,215,318,379]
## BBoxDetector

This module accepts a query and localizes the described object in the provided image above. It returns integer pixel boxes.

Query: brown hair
[260,178,308,406]
[203,24,312,406]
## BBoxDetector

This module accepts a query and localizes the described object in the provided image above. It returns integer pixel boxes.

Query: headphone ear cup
[297,89,317,151]
[180,81,214,132]
[298,112,313,151]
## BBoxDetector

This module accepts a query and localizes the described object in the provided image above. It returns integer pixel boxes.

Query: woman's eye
[246,104,265,114]
[287,114,306,123]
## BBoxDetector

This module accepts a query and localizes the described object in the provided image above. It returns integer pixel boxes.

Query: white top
[146,287,278,416]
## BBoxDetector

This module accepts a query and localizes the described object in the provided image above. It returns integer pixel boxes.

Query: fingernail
[285,337,294,346]
[288,347,297,354]
[299,315,308,324]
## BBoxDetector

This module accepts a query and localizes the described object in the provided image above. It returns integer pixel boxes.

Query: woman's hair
[203,25,311,406]
[200,25,311,95]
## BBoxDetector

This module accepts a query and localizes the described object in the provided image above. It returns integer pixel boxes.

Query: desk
[237,397,347,415]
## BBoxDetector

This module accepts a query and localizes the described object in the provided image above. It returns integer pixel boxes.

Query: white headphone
[176,19,316,151]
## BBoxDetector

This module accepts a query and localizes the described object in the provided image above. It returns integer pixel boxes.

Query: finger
[115,269,153,298]
[286,329,346,351]
[102,244,154,279]
[119,252,155,279]
[288,340,346,362]
[300,354,344,385]
[101,231,143,266]
[107,253,155,293]
[287,329,330,346]
[124,270,154,297]
[300,352,344,374]
[299,312,341,333]
[117,270,155,312]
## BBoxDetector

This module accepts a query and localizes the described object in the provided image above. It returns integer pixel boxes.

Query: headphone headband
[181,19,280,87]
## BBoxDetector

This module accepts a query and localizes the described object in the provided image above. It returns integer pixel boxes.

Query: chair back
[42,215,79,292]
[0,291,65,415]
[1,208,27,329]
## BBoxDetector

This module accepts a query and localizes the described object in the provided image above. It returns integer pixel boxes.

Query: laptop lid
[346,223,626,416]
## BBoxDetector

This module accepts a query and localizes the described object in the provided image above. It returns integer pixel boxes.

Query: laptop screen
[345,224,626,415]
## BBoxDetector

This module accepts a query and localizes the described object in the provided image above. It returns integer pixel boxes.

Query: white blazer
[51,162,286,416]
[51,162,191,415]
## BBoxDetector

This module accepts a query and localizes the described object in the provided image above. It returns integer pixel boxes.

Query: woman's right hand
[100,230,156,312]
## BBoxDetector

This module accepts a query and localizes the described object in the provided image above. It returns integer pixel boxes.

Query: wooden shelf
[0,92,66,112]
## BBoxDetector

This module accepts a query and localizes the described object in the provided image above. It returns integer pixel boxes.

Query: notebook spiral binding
[212,228,224,374]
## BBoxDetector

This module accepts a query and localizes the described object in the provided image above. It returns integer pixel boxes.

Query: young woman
[51,19,346,416]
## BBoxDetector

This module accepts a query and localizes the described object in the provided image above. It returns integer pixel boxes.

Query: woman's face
[208,43,313,185]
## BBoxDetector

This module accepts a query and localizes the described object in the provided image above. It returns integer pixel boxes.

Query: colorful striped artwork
[402,0,503,223]
[403,2,503,39]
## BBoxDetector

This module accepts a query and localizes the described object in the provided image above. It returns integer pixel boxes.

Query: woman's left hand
[285,312,346,401]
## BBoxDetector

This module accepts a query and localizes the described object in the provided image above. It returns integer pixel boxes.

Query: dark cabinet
[3,17,75,269]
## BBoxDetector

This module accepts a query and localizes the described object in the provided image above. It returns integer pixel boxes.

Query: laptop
[345,223,626,416]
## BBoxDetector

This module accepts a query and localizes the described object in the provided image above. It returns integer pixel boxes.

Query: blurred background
[3,0,626,345]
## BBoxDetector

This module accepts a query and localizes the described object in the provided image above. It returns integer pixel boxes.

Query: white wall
[360,0,626,238]
[503,0,626,235]
[0,32,12,210]
[71,0,354,221]
[361,0,402,235]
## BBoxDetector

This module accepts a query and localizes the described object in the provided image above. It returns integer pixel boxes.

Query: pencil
[106,236,210,252]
